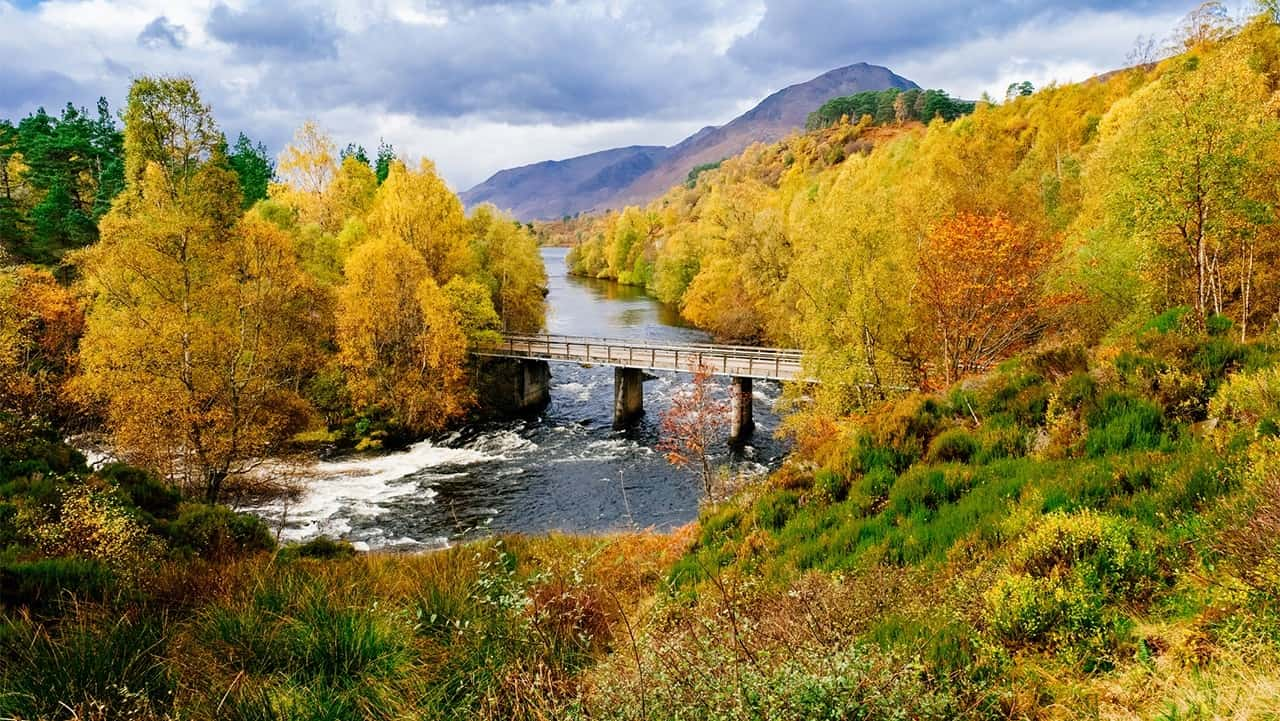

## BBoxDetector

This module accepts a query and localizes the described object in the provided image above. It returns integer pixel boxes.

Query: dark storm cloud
[138,16,188,50]
[206,1,342,61]
[727,0,1193,71]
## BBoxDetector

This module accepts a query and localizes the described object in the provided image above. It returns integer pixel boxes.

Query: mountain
[460,63,919,220]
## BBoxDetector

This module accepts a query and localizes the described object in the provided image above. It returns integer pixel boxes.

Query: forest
[3,2,1280,719]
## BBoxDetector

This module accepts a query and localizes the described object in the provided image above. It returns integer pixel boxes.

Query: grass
[5,333,1280,719]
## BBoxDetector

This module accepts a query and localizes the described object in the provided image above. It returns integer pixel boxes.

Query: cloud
[206,1,342,61]
[727,0,1192,73]
[137,15,188,49]
[0,66,85,118]
[0,0,1219,189]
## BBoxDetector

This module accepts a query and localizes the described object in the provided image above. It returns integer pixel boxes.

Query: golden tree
[914,212,1060,386]
[366,159,473,285]
[335,235,471,434]
[467,204,546,333]
[76,77,317,502]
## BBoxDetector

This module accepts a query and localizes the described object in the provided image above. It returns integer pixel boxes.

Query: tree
[335,235,471,434]
[658,364,729,497]
[1176,2,1234,49]
[1089,40,1277,331]
[1006,81,1035,101]
[0,266,83,422]
[228,132,273,208]
[915,212,1059,386]
[467,204,547,333]
[365,159,473,285]
[374,141,396,185]
[9,99,123,262]
[340,143,370,167]
[76,77,316,503]
[272,120,338,227]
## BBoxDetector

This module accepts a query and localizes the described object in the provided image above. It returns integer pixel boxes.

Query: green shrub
[974,425,1027,464]
[979,371,1050,427]
[1143,306,1191,335]
[99,463,181,522]
[1011,510,1158,593]
[0,557,116,610]
[756,490,802,530]
[1209,365,1280,429]
[0,414,86,483]
[811,469,849,504]
[889,465,976,516]
[926,428,979,464]
[169,504,275,558]
[986,510,1160,668]
[286,536,357,560]
[1085,393,1168,457]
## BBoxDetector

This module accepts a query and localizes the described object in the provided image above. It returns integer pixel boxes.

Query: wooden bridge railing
[475,333,807,381]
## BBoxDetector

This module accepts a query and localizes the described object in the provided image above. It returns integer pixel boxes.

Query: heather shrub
[25,484,162,579]
[1209,364,1280,430]
[169,503,275,559]
[985,510,1160,668]
[926,428,979,463]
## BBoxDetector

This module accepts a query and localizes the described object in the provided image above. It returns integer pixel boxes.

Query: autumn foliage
[914,212,1061,386]
[658,364,729,496]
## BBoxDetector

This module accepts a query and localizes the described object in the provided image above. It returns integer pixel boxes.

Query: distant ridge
[461,63,918,220]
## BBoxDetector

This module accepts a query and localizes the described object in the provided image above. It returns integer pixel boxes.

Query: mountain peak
[460,63,918,220]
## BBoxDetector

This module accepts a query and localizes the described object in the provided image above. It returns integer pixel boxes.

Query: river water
[254,248,787,550]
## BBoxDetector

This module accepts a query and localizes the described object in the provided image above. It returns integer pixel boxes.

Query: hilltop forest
[4,2,1280,720]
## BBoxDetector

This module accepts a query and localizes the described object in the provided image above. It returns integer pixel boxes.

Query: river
[254,247,788,551]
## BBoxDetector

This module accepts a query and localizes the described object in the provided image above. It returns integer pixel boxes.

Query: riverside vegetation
[5,3,1280,719]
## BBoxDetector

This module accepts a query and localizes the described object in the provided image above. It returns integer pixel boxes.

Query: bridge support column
[613,367,646,428]
[517,359,552,413]
[730,376,754,442]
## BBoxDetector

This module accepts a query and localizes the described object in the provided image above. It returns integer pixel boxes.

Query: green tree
[228,132,274,208]
[375,141,396,185]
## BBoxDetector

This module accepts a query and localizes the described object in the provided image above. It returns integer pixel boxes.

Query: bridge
[475,334,807,439]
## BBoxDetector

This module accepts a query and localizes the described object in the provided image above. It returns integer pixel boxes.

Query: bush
[926,428,979,463]
[286,536,357,560]
[169,504,275,558]
[986,510,1160,668]
[757,490,802,530]
[99,462,181,522]
[0,557,116,610]
[1011,510,1157,593]
[1085,393,1168,457]
[1210,365,1280,429]
[974,426,1026,464]
[26,485,162,578]
[0,414,86,483]
[811,469,849,504]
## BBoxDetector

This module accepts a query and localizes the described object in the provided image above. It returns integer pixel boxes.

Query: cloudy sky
[0,0,1223,190]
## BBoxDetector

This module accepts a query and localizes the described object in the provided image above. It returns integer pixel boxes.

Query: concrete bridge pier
[515,359,552,413]
[730,376,754,442]
[613,367,647,428]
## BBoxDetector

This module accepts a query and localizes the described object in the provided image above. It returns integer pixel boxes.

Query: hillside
[460,63,918,219]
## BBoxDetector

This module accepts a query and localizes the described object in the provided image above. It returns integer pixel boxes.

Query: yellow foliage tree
[77,77,317,503]
[366,160,473,284]
[468,205,546,333]
[335,235,470,433]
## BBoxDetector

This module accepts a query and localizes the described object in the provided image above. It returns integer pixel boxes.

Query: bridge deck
[476,334,806,381]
